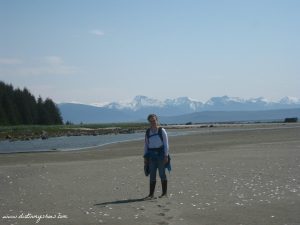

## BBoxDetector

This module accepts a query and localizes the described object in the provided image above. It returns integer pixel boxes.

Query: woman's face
[149,116,158,128]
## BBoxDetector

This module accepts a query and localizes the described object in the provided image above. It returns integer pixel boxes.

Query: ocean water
[0,130,189,154]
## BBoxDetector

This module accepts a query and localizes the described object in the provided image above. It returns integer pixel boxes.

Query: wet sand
[0,124,300,225]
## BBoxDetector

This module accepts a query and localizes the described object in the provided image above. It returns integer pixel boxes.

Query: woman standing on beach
[144,114,169,199]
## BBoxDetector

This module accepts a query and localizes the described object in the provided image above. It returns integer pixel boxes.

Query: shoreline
[1,121,295,142]
[0,123,299,165]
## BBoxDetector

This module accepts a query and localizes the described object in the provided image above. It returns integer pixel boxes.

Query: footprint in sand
[157,221,169,225]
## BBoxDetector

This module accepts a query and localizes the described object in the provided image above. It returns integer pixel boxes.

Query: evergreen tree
[37,96,49,125]
[43,98,63,124]
[0,82,8,124]
[1,83,20,125]
[0,81,63,125]
[20,88,38,124]
[0,99,8,125]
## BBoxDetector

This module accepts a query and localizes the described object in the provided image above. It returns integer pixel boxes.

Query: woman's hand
[163,156,168,164]
[144,158,148,165]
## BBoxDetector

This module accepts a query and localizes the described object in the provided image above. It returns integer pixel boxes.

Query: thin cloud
[43,56,64,65]
[0,58,23,65]
[90,29,105,37]
[17,65,78,76]
[0,56,78,77]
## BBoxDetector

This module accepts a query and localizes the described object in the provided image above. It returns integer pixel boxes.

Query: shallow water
[0,131,189,154]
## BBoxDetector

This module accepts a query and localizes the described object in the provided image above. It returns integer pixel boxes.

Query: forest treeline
[0,81,63,125]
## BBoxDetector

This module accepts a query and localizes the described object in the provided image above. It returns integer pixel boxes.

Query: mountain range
[58,95,300,124]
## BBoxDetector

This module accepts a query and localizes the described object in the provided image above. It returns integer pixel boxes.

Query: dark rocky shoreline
[2,127,140,142]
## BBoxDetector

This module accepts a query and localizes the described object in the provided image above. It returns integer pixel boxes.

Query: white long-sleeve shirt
[144,127,169,157]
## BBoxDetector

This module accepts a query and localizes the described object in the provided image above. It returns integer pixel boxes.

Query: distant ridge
[58,96,300,124]
[160,108,300,124]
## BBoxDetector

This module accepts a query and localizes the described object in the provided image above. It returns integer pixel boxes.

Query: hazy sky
[0,0,299,104]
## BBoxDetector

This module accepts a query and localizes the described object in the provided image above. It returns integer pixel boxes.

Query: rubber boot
[145,181,156,199]
[159,180,167,198]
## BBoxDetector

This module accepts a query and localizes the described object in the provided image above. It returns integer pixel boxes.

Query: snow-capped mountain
[58,95,300,123]
[204,96,274,111]
[105,95,164,110]
[165,97,203,111]
[279,96,300,105]
[102,95,300,112]
[102,95,204,116]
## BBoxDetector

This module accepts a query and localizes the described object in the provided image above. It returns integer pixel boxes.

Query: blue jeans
[149,158,167,182]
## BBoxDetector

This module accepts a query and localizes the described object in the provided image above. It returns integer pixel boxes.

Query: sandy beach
[0,123,300,225]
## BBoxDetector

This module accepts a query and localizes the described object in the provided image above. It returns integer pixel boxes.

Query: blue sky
[0,0,299,104]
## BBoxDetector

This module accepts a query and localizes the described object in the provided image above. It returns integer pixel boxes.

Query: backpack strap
[146,128,150,139]
[158,127,163,142]
[146,127,163,142]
